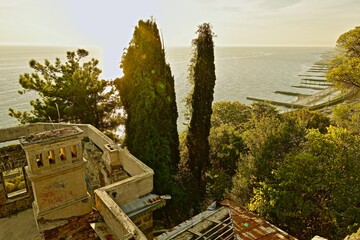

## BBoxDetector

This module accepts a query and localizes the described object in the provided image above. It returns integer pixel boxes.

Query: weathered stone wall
[0,145,34,218]
[83,141,129,194]
[132,213,154,240]
[42,210,102,240]
[0,193,34,218]
[0,145,26,172]
[83,141,103,192]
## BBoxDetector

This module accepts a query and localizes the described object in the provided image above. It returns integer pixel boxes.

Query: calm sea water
[0,45,331,130]
[167,46,331,126]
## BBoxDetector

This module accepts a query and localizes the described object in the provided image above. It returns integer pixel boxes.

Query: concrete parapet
[95,189,147,240]
[120,151,154,177]
[102,172,153,206]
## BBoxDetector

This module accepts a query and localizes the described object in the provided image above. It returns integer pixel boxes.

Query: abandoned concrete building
[0,123,166,239]
[0,123,297,240]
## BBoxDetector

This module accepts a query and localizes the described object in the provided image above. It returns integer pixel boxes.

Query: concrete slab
[0,209,40,240]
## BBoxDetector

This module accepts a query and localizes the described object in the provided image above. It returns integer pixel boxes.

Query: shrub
[5,182,15,193]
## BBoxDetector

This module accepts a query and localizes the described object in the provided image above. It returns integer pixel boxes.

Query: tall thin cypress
[116,19,180,194]
[186,23,216,208]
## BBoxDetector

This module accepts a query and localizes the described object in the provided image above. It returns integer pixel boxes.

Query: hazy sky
[0,0,359,78]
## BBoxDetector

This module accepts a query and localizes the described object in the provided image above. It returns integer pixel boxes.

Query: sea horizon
[0,45,332,131]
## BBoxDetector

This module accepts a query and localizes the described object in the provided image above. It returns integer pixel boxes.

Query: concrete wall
[94,150,153,239]
[0,145,34,218]
[132,212,153,240]
[95,189,144,239]
[103,172,153,206]
[83,141,103,192]
[27,162,90,214]
[0,145,26,171]
[0,190,33,218]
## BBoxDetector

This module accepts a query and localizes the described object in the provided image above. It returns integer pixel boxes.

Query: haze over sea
[0,45,332,130]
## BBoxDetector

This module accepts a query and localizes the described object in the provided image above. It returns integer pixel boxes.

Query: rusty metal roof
[219,199,297,240]
[155,199,297,240]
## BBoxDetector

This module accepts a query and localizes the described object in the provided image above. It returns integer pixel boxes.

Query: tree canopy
[115,19,179,195]
[211,101,251,129]
[327,26,360,95]
[327,56,360,92]
[9,49,120,130]
[250,127,360,239]
[227,103,360,239]
[336,26,360,58]
[185,23,216,210]
[332,102,360,134]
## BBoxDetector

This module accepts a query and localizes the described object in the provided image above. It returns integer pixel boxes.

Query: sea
[0,45,332,132]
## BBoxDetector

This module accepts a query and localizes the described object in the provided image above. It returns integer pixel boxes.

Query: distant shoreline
[292,87,340,107]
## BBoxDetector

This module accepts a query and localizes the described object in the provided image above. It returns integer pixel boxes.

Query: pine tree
[9,49,120,131]
[327,26,360,95]
[116,19,180,194]
[186,23,216,209]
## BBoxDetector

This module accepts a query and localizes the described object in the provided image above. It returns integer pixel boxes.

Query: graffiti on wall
[39,181,75,206]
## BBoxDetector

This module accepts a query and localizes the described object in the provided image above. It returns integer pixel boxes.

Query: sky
[0,0,359,78]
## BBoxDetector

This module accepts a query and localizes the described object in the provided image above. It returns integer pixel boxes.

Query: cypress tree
[116,19,180,194]
[186,23,216,208]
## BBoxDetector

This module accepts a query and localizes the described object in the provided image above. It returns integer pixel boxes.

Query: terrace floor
[0,208,40,240]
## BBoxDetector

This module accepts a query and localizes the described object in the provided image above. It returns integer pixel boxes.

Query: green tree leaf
[115,19,180,196]
[185,23,216,211]
[9,49,121,131]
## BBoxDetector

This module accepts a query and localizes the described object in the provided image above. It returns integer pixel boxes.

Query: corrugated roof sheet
[156,206,234,240]
[120,194,167,218]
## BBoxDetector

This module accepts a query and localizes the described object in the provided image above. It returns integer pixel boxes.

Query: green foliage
[249,101,280,119]
[175,131,198,219]
[4,180,26,193]
[9,49,120,130]
[333,103,360,133]
[179,101,253,208]
[5,182,15,193]
[336,26,360,58]
[327,26,360,136]
[327,55,360,93]
[283,109,330,133]
[205,168,232,203]
[211,101,251,129]
[209,125,244,176]
[251,127,360,239]
[230,104,278,205]
[115,19,180,195]
[227,101,359,239]
[242,105,282,155]
[185,23,216,211]
[327,26,360,96]
[204,124,246,203]
[3,170,26,194]
[17,181,26,190]
[231,104,310,210]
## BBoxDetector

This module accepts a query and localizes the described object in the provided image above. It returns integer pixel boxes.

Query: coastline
[292,87,340,107]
